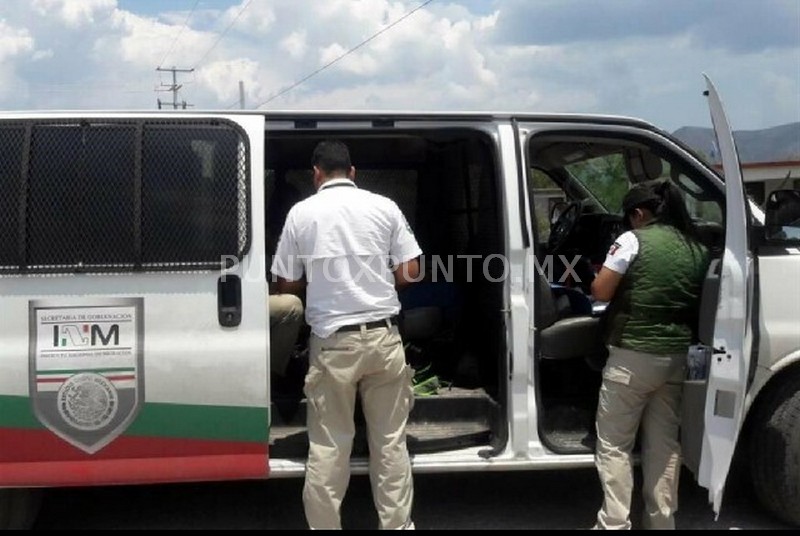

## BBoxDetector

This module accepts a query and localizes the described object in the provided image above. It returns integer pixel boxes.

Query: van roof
[0,109,658,130]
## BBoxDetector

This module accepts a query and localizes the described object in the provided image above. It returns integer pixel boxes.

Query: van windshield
[564,153,627,213]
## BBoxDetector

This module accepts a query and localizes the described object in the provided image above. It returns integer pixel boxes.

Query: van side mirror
[764,189,800,242]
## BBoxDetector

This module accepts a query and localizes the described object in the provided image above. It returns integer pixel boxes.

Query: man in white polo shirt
[271,140,422,530]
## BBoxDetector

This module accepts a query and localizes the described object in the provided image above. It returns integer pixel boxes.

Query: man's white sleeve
[602,231,639,275]
[389,203,422,265]
[270,211,304,281]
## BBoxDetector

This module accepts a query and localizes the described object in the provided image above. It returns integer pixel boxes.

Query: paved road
[35,465,791,530]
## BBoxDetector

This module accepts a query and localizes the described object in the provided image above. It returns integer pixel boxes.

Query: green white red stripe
[0,394,270,486]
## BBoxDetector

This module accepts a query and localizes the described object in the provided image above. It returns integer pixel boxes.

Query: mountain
[671,122,800,164]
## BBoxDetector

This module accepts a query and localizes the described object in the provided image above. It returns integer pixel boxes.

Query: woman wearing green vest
[590,180,710,530]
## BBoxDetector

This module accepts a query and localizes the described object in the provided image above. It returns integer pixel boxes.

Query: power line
[254,0,434,109]
[158,0,201,68]
[192,0,254,69]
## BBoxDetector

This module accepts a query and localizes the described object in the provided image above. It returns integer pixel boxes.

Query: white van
[1,78,798,528]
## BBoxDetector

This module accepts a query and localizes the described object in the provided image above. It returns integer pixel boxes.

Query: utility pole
[156,66,194,110]
[239,80,245,110]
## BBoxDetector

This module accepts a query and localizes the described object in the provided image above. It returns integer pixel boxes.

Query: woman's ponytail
[653,181,700,243]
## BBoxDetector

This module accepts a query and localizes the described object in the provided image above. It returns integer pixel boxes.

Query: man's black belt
[337,316,399,333]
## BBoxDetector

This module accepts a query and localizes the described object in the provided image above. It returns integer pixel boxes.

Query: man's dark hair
[312,140,352,176]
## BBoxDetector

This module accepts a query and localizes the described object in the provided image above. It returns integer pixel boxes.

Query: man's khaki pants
[594,346,685,530]
[302,322,415,530]
[268,294,304,378]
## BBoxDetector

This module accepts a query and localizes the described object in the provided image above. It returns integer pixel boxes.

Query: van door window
[0,126,25,270]
[0,119,250,274]
[28,125,136,268]
[141,125,248,267]
[674,171,724,224]
[744,182,766,207]
[528,136,725,265]
[527,167,565,243]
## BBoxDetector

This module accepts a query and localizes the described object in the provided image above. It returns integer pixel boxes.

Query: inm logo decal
[29,299,144,454]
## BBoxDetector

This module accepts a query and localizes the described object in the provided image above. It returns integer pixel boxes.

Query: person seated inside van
[267,176,307,392]
[269,291,304,388]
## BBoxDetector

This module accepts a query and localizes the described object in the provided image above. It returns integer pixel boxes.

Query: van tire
[748,369,800,527]
[0,488,42,529]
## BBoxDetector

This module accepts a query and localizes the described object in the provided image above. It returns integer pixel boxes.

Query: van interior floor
[540,399,597,454]
[269,387,501,459]
[537,357,602,455]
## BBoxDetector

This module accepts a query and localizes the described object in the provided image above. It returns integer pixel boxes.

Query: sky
[0,0,798,133]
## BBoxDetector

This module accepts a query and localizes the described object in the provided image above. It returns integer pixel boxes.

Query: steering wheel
[547,201,581,253]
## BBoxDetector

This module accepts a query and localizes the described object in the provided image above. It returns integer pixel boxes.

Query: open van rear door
[697,75,755,516]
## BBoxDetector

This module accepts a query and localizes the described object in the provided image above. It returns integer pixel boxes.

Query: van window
[744,182,766,207]
[527,168,565,242]
[528,135,725,261]
[0,119,250,274]
[674,170,724,224]
[0,126,24,270]
[565,153,631,213]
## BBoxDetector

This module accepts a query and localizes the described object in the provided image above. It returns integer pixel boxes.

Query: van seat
[535,267,603,360]
[399,281,461,341]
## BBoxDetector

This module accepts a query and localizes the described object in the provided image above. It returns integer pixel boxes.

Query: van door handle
[218,275,242,327]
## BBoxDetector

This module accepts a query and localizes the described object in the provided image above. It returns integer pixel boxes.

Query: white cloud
[232,2,276,34]
[0,0,797,132]
[280,30,308,59]
[31,0,116,28]
[0,20,34,101]
[197,58,261,106]
[761,71,800,126]
[32,49,54,61]
[110,10,211,69]
[0,20,34,62]
[492,0,800,52]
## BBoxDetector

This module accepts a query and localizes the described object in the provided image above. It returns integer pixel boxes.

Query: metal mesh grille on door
[0,118,251,274]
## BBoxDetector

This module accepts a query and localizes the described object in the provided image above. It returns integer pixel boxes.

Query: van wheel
[0,488,42,529]
[748,369,800,527]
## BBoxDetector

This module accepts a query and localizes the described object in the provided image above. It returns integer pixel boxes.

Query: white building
[716,160,800,206]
